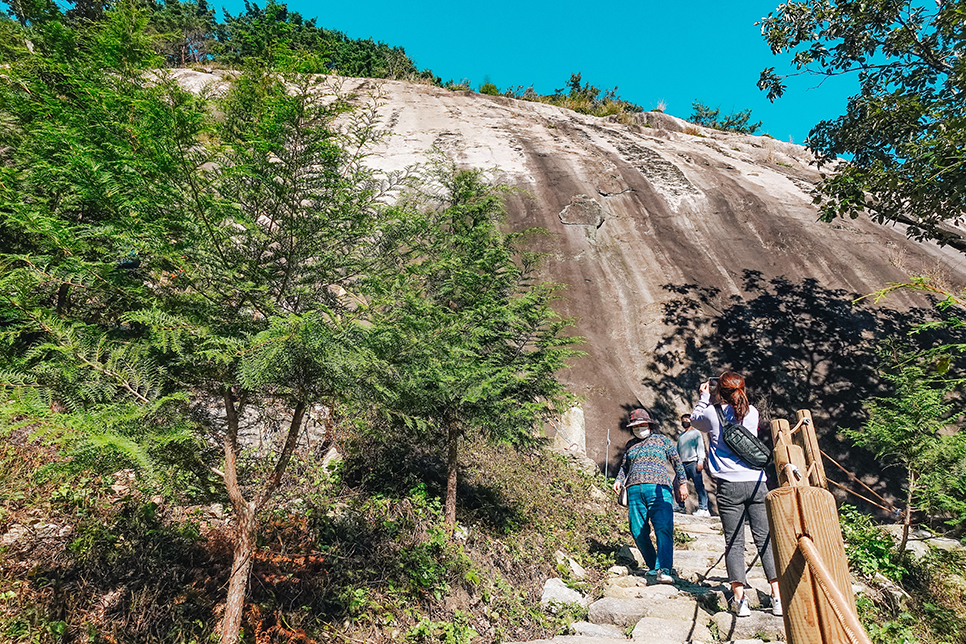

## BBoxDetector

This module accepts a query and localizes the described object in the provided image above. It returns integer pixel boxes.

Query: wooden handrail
[769,410,871,644]
[798,535,873,644]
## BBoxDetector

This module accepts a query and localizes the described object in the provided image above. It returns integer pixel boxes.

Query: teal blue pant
[627,483,674,572]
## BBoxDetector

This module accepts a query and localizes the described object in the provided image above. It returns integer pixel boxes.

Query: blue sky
[219,0,856,145]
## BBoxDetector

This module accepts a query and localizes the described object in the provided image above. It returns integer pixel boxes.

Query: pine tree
[846,342,966,550]
[1,9,415,642]
[375,166,583,526]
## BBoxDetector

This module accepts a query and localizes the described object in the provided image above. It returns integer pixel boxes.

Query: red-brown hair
[718,371,749,421]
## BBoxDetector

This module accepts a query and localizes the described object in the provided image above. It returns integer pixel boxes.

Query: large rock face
[173,70,966,475]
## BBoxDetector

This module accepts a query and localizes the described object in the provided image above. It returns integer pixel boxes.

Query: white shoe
[772,595,783,616]
[656,571,675,585]
[694,509,711,517]
[733,597,751,617]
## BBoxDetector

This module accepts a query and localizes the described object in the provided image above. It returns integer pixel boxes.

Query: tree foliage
[376,166,582,524]
[846,343,966,548]
[2,0,432,81]
[758,0,966,251]
[0,5,583,640]
[689,100,762,134]
[146,0,216,66]
[0,6,414,641]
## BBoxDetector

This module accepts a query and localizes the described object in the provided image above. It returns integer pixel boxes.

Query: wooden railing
[767,410,873,644]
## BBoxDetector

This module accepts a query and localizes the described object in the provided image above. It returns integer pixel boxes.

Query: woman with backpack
[689,372,782,618]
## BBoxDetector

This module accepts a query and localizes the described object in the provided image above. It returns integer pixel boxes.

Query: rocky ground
[519,512,786,644]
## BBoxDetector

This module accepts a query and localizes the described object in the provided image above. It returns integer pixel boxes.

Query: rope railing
[797,535,873,644]
[821,449,899,515]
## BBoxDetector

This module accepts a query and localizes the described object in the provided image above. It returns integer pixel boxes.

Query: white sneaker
[772,595,783,616]
[694,509,711,517]
[733,597,751,617]
[656,571,675,585]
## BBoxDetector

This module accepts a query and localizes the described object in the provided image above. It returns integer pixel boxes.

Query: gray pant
[717,478,777,585]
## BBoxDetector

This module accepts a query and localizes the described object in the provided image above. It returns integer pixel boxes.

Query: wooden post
[770,418,789,448]
[767,486,861,644]
[796,410,827,489]
[774,442,808,488]
[772,419,808,488]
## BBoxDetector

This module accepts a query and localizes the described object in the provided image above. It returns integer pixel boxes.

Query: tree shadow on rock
[643,269,960,513]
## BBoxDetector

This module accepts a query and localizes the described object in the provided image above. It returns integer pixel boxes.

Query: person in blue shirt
[676,414,711,517]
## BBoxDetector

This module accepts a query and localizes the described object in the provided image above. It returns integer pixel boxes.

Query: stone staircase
[513,513,787,644]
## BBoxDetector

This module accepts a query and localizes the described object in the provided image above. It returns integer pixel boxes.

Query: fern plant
[0,9,414,643]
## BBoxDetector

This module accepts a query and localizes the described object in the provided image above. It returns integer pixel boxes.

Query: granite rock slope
[171,70,966,473]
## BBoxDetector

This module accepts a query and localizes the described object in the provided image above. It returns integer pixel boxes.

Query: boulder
[601,575,678,600]
[616,545,645,569]
[587,597,650,628]
[541,578,590,610]
[552,405,587,454]
[631,615,714,642]
[554,550,587,580]
[570,621,626,638]
[321,446,342,472]
[710,609,785,642]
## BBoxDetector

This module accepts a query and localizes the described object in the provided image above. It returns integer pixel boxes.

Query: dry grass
[683,125,706,137]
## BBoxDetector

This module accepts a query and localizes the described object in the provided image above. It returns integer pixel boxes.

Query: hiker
[689,372,782,617]
[612,408,688,584]
[676,414,711,517]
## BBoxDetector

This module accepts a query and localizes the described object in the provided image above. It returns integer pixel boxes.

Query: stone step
[533,512,787,644]
[508,636,770,644]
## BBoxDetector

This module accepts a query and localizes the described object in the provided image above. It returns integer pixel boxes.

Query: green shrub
[689,100,762,134]
[839,505,907,581]
[479,82,499,96]
[856,596,918,644]
[406,610,478,643]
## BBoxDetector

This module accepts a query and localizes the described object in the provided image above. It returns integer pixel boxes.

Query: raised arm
[690,381,714,433]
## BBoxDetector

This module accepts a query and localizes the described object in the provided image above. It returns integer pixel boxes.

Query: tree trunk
[900,471,914,554]
[220,389,248,644]
[218,394,306,643]
[221,500,256,644]
[444,420,459,526]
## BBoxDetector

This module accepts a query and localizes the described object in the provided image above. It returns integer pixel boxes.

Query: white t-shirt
[689,392,765,483]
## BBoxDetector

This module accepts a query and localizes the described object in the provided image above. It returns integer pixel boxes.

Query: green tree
[478,81,500,96]
[689,100,762,134]
[211,0,422,77]
[379,167,583,526]
[147,0,216,66]
[758,0,966,251]
[0,7,415,642]
[846,343,966,551]
[5,0,61,27]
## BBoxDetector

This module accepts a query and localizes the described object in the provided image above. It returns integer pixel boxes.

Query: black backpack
[714,404,771,469]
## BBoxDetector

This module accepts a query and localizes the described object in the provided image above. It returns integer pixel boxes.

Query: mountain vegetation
[758,0,966,252]
[758,0,966,640]
[688,100,762,135]
[0,0,964,641]
[2,0,641,118]
[0,2,582,642]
